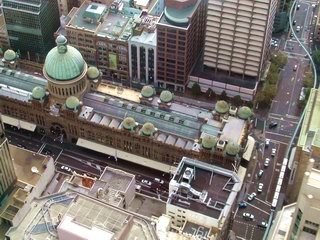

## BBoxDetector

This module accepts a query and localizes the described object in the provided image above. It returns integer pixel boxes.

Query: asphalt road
[5,126,170,201]
[233,1,317,239]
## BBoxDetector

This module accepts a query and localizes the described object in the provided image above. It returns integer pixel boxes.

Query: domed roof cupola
[44,35,85,81]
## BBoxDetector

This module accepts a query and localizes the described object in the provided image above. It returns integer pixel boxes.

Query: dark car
[293,20,296,25]
[239,201,248,208]
[269,122,278,129]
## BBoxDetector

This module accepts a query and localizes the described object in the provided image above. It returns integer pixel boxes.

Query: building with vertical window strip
[2,0,60,63]
[129,14,158,87]
[156,0,207,92]
[0,116,16,202]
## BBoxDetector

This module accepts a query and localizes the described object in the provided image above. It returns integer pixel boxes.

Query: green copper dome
[44,35,85,81]
[141,122,155,136]
[122,117,136,131]
[226,142,240,156]
[215,100,229,114]
[4,49,16,61]
[160,90,173,103]
[141,85,155,98]
[65,96,80,110]
[237,106,252,120]
[202,135,218,150]
[31,86,46,100]
[87,66,100,80]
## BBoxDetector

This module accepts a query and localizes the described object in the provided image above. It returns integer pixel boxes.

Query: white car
[260,221,268,228]
[243,212,254,220]
[264,158,270,167]
[61,166,71,172]
[248,192,257,201]
[154,178,164,184]
[258,183,264,193]
[265,139,270,147]
[271,148,277,157]
[296,26,301,32]
[141,179,152,186]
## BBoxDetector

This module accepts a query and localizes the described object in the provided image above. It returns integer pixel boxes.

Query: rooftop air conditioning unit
[182,167,194,183]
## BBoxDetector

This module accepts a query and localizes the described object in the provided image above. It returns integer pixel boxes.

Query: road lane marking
[246,201,271,215]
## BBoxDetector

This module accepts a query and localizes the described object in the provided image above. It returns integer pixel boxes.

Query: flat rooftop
[298,89,320,151]
[98,167,134,192]
[168,157,240,220]
[10,145,50,187]
[67,2,106,32]
[5,191,157,240]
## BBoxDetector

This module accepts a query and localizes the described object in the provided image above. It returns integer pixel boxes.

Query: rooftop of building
[129,14,158,46]
[157,0,201,28]
[66,1,141,41]
[168,157,241,220]
[5,191,157,240]
[298,89,320,151]
[0,66,47,102]
[10,145,51,187]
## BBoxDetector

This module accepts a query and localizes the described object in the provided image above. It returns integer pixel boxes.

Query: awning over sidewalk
[76,138,175,173]
[1,115,37,132]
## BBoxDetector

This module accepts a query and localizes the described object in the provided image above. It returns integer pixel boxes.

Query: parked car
[269,122,278,129]
[293,64,298,71]
[265,139,270,147]
[258,183,264,193]
[296,26,301,32]
[154,178,164,184]
[258,170,264,178]
[239,201,248,208]
[297,4,301,10]
[243,212,254,220]
[264,158,270,167]
[141,179,152,186]
[293,20,296,25]
[258,221,268,228]
[271,148,277,157]
[248,192,257,202]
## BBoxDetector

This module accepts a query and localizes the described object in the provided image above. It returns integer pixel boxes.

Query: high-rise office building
[0,116,16,202]
[2,0,60,63]
[156,0,207,92]
[268,159,320,239]
[203,0,277,81]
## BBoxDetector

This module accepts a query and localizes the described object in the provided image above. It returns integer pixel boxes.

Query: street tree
[220,90,227,100]
[232,95,242,107]
[191,82,201,96]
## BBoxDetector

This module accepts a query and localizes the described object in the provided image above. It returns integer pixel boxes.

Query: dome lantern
[237,106,252,120]
[141,122,156,136]
[122,117,136,131]
[215,100,229,114]
[65,96,80,111]
[4,49,17,62]
[141,86,155,98]
[226,141,240,156]
[31,86,46,101]
[160,90,173,103]
[44,35,85,81]
[201,135,217,150]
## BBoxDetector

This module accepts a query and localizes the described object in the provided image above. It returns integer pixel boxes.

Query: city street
[5,126,170,202]
[233,0,317,239]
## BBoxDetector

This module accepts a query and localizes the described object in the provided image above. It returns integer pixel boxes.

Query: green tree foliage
[271,52,288,69]
[303,72,314,88]
[220,90,227,100]
[266,71,279,85]
[191,82,201,96]
[206,88,216,100]
[313,49,320,68]
[232,95,242,107]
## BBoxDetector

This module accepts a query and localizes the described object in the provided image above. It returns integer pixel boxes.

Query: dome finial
[56,35,68,54]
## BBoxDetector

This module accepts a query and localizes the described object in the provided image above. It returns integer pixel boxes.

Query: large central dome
[44,35,85,81]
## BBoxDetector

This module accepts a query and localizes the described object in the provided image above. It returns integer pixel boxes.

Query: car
[293,64,298,71]
[271,148,277,157]
[141,179,152,186]
[258,221,268,228]
[269,122,278,129]
[258,183,264,193]
[243,212,254,220]
[293,20,296,25]
[258,170,264,178]
[312,3,316,8]
[296,26,301,32]
[290,32,294,38]
[154,178,164,184]
[248,192,257,202]
[264,158,270,167]
[61,166,71,172]
[135,185,141,192]
[297,4,301,10]
[239,201,248,208]
[265,139,270,147]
